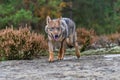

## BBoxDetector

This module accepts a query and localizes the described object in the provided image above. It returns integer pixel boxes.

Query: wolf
[45,16,80,62]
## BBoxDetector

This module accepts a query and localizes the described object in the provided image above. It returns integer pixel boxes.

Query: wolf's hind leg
[75,42,80,58]
[74,32,80,58]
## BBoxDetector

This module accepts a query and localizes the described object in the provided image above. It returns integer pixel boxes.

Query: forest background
[1,0,120,35]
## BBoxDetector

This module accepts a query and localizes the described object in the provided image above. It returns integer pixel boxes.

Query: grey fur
[61,18,76,44]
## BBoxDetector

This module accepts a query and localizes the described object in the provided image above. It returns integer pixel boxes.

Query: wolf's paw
[48,52,54,62]
[57,58,63,60]
[76,55,80,59]
[48,58,54,62]
[76,52,80,59]
[57,55,63,60]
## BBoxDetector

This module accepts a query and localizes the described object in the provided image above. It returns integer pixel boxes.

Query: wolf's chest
[53,41,62,50]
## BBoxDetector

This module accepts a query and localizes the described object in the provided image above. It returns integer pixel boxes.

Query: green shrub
[0,27,48,60]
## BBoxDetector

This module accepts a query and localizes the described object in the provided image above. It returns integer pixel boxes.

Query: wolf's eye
[49,27,54,31]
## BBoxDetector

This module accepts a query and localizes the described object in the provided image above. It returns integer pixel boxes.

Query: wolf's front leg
[48,41,54,62]
[58,40,65,60]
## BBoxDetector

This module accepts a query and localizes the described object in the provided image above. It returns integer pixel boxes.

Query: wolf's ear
[46,16,51,24]
[58,16,62,24]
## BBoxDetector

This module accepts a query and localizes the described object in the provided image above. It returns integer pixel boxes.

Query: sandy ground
[0,54,120,80]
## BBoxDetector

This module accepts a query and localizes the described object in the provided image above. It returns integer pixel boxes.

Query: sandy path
[0,54,120,80]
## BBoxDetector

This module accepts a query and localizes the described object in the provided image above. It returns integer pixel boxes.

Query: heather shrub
[77,28,97,45]
[94,33,120,49]
[77,28,97,51]
[93,36,111,49]
[85,33,120,50]
[0,27,48,60]
[107,33,120,45]
[77,28,120,51]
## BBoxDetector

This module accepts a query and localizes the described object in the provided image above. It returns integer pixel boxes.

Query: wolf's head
[45,16,65,41]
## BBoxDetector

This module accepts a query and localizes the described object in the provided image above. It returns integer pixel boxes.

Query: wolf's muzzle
[54,34,61,41]
[54,35,59,39]
[48,33,63,41]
